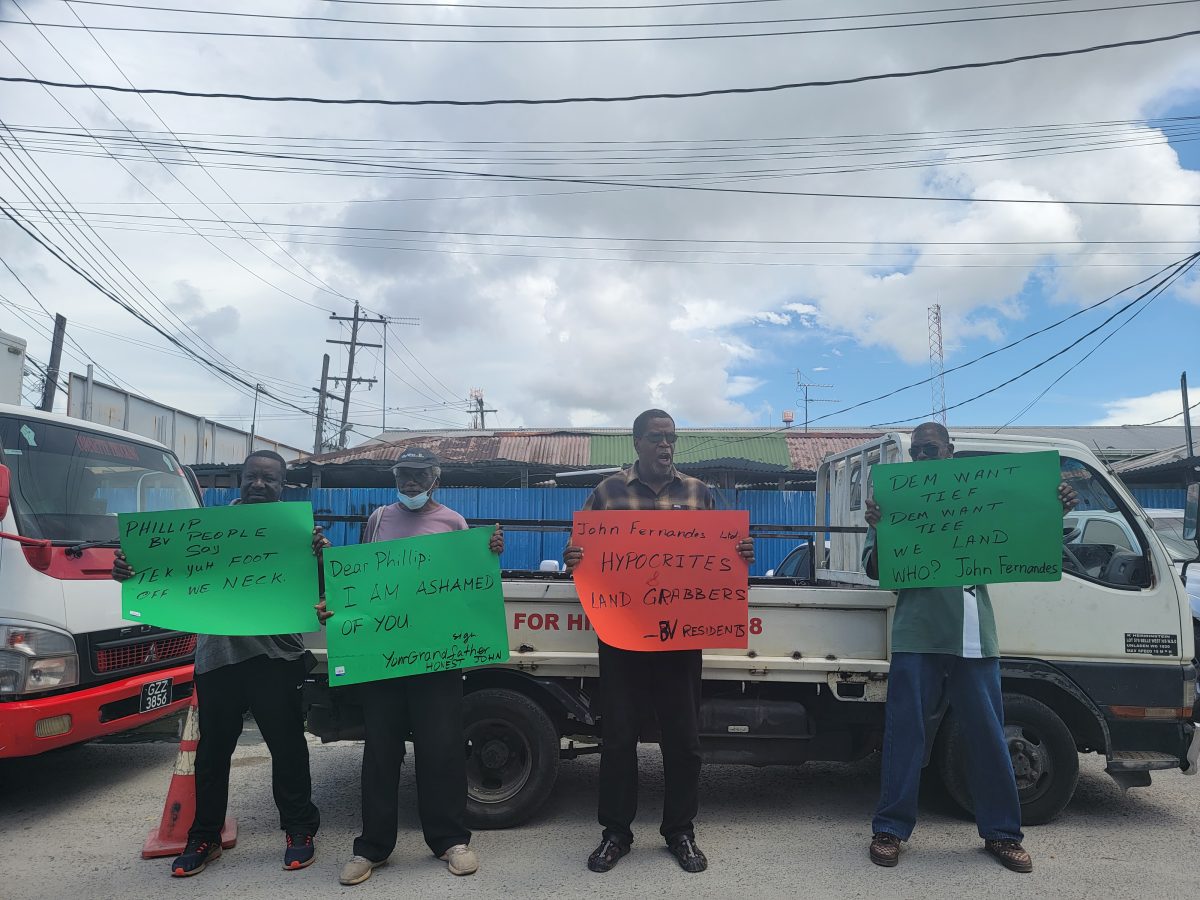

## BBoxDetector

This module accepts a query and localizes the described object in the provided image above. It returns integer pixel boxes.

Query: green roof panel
[588,432,792,467]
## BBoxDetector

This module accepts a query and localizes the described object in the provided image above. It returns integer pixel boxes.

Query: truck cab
[0,403,201,757]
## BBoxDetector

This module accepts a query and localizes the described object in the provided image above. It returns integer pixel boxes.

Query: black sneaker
[284,832,316,870]
[171,838,221,877]
[587,837,630,873]
[667,835,707,873]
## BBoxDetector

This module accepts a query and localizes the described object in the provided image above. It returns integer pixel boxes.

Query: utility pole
[794,370,836,432]
[248,383,262,454]
[39,313,66,412]
[326,307,420,446]
[312,354,335,455]
[928,303,947,427]
[1183,372,1195,459]
[327,303,380,449]
[470,388,497,430]
[376,314,418,433]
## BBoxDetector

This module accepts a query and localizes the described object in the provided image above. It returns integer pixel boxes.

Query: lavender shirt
[364,500,468,543]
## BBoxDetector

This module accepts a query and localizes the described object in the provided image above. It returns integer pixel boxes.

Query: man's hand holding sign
[568,510,752,650]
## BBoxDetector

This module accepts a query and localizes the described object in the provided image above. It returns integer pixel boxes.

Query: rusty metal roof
[784,432,883,471]
[309,435,501,465]
[496,432,590,466]
[310,429,888,473]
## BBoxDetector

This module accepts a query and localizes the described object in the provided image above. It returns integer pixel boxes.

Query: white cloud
[1092,390,1188,426]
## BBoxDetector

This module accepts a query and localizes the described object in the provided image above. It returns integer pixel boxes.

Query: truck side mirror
[1184,482,1199,542]
[0,463,9,519]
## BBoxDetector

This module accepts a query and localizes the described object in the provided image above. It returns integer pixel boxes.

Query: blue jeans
[873,652,1023,842]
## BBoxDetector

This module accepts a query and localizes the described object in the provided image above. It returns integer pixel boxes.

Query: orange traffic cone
[142,691,238,858]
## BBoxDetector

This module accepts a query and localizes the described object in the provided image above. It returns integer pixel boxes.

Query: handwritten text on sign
[118,502,319,635]
[571,510,750,651]
[323,527,509,684]
[871,450,1062,590]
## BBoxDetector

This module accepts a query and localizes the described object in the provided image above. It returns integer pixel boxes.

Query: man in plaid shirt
[564,409,753,876]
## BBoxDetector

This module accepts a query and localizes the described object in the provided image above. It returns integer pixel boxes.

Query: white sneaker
[439,844,478,876]
[339,855,386,886]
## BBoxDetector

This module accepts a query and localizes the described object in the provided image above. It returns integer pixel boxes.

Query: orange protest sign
[571,509,750,652]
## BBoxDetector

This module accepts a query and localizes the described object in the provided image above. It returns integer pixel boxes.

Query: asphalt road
[1,720,1197,900]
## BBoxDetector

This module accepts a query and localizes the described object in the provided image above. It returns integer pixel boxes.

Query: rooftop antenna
[795,370,836,432]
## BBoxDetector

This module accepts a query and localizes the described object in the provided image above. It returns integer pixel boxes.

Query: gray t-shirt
[194,632,306,676]
[193,499,310,675]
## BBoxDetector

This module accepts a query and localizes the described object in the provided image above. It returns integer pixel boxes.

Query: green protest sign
[119,502,319,634]
[871,450,1062,590]
[323,527,509,685]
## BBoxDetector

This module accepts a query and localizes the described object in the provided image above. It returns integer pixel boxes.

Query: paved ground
[1,719,1197,900]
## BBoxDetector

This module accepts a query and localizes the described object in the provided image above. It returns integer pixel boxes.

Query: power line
[995,266,1194,429]
[7,215,1184,268]
[58,2,361,313]
[13,119,1200,185]
[671,251,1200,459]
[868,253,1200,428]
[0,199,320,419]
[53,0,1198,35]
[2,13,349,318]
[10,111,1199,146]
[1132,400,1200,429]
[0,27,1194,101]
[13,207,1200,249]
[10,131,1200,209]
[0,38,315,402]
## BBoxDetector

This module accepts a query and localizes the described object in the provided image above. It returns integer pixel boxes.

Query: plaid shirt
[582,462,714,512]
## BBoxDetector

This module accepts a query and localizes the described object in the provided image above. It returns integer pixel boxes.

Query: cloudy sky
[1,0,1198,451]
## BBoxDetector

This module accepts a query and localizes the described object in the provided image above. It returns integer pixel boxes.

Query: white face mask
[396,490,430,510]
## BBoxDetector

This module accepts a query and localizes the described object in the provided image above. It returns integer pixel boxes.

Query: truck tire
[463,688,560,829]
[935,692,1079,826]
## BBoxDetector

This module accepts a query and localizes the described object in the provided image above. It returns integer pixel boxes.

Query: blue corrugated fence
[202,484,1184,575]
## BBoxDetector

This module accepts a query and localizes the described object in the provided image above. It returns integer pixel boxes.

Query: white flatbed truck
[303,432,1199,828]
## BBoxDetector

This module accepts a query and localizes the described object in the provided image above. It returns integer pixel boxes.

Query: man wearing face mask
[113,450,325,877]
[328,447,504,886]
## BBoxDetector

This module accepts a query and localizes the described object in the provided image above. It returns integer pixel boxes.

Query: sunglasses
[641,432,678,445]
[909,442,944,460]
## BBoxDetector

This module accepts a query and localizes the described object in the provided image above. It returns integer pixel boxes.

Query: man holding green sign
[863,423,1077,875]
[315,447,504,886]
[113,450,327,878]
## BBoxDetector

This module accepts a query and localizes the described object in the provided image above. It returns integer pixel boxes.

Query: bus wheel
[463,688,559,829]
[936,692,1079,826]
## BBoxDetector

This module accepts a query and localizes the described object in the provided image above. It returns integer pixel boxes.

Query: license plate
[139,678,172,714]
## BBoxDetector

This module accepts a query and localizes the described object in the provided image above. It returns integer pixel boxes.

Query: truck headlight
[0,622,79,694]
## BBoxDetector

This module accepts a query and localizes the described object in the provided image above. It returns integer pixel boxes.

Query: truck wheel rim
[465,717,533,804]
[1004,723,1052,799]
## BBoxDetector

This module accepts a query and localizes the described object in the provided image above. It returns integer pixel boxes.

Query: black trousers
[353,669,470,860]
[597,640,703,845]
[191,655,319,843]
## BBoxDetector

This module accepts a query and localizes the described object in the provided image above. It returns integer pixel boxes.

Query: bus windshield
[0,414,198,542]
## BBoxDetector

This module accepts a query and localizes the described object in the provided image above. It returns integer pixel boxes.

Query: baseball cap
[391,447,439,470]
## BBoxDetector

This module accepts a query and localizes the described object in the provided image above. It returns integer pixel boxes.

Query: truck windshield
[0,414,198,542]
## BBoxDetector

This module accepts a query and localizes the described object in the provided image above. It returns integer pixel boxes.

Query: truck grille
[95,634,197,673]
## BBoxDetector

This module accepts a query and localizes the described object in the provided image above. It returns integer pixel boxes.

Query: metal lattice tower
[928,303,947,427]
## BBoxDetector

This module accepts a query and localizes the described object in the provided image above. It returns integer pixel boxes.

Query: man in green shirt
[863,422,1076,874]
